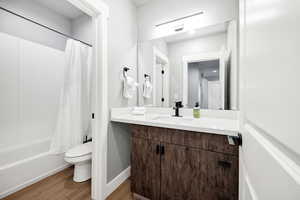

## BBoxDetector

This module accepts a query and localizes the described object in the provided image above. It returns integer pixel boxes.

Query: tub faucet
[173,101,183,117]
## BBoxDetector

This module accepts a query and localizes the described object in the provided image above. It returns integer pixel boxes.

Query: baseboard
[105,166,131,198]
[0,164,71,199]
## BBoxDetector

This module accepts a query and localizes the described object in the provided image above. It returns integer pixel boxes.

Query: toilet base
[73,160,91,182]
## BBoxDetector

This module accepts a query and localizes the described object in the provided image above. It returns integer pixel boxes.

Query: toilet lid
[65,142,92,158]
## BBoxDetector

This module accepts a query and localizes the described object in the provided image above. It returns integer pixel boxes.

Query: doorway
[183,51,229,110]
[187,59,221,110]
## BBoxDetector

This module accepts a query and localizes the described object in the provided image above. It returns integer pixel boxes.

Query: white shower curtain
[50,39,92,154]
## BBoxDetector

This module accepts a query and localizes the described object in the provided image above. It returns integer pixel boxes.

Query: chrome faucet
[173,101,183,117]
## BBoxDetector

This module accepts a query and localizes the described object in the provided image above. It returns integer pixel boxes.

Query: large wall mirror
[137,0,238,110]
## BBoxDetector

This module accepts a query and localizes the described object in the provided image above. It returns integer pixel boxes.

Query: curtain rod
[155,11,204,27]
[0,6,92,47]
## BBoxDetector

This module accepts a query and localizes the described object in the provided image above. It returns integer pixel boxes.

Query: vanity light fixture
[154,11,204,37]
[155,11,204,27]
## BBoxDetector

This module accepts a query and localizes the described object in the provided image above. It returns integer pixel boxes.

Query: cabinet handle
[160,145,165,155]
[227,133,243,146]
[156,145,160,154]
[218,161,231,168]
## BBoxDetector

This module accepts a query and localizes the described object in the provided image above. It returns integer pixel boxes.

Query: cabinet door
[131,137,160,200]
[160,144,200,200]
[200,151,238,200]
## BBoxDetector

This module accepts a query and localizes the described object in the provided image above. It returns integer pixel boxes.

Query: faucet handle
[175,101,183,108]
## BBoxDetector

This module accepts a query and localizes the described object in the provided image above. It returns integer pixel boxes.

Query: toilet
[64,142,92,182]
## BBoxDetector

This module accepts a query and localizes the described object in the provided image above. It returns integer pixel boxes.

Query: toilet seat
[65,142,92,158]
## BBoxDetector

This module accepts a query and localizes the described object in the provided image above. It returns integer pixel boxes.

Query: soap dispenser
[193,102,200,118]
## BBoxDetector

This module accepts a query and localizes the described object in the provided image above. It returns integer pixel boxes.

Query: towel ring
[123,67,130,78]
[144,74,151,82]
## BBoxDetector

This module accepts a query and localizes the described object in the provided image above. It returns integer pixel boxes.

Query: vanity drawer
[201,133,239,156]
[131,125,149,139]
[148,127,171,142]
[132,126,238,156]
[147,127,203,148]
[165,129,203,149]
[147,127,238,156]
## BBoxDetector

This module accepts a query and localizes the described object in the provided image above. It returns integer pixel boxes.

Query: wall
[71,15,93,45]
[0,0,72,50]
[167,33,227,104]
[102,0,138,182]
[137,0,238,41]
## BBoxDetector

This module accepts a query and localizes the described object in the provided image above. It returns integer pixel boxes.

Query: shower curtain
[50,39,92,154]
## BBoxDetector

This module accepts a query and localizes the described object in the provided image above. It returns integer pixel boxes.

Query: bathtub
[0,138,69,198]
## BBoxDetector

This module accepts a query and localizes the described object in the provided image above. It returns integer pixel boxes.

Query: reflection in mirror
[138,15,238,110]
[187,60,221,109]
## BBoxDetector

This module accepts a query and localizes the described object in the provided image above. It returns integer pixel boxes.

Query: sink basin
[151,115,194,123]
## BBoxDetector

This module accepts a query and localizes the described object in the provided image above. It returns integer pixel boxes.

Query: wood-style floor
[106,179,132,200]
[2,167,91,200]
[2,167,132,200]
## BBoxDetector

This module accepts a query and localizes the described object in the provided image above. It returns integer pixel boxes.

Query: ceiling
[33,0,84,19]
[132,0,151,7]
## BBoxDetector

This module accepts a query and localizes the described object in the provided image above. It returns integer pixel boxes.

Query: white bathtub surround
[0,138,69,198]
[0,32,69,198]
[111,107,239,136]
[50,39,93,155]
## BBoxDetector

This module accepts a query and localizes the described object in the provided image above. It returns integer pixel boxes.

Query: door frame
[153,47,169,107]
[66,1,109,199]
[182,51,227,107]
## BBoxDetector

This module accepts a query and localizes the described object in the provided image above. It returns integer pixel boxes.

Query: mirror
[138,3,238,110]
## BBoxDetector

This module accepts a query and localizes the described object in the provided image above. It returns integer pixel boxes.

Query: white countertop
[111,108,240,136]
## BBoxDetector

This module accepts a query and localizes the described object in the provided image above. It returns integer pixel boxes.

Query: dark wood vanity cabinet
[130,125,239,200]
[131,137,161,199]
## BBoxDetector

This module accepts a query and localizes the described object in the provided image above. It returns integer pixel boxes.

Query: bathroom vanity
[111,108,240,200]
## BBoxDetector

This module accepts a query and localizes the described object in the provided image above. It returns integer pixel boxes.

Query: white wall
[71,15,93,45]
[0,0,72,50]
[167,33,227,104]
[239,0,300,199]
[102,0,138,182]
[137,0,238,41]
